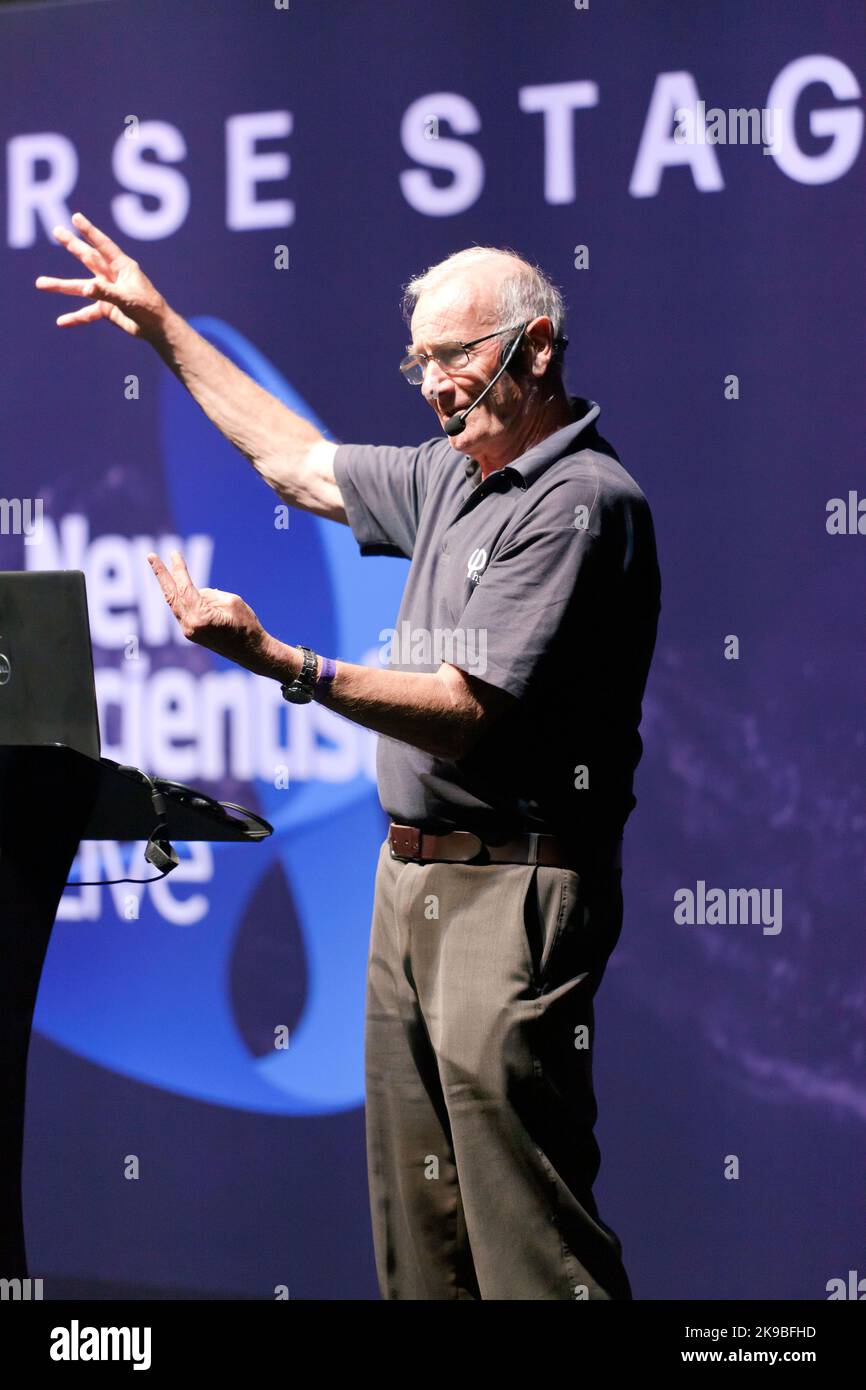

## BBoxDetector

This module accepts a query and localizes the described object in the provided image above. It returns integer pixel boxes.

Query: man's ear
[522,317,556,379]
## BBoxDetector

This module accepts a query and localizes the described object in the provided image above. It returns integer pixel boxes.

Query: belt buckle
[389,824,421,862]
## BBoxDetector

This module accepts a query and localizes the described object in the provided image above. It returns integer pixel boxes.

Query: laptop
[0,570,101,759]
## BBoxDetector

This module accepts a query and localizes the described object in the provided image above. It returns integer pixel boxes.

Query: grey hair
[400,246,567,355]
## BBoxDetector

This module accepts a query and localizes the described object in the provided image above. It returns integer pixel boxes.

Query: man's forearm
[149,305,328,507]
[145,551,508,761]
[262,637,482,762]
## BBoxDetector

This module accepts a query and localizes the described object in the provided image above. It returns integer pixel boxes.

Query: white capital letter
[400,93,484,217]
[766,55,862,185]
[112,120,190,240]
[518,81,599,204]
[7,132,78,247]
[630,72,724,198]
[226,110,294,230]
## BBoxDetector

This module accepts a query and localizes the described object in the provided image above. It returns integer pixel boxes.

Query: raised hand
[34,211,169,340]
[147,549,290,679]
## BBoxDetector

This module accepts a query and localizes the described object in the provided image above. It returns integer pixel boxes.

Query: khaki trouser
[363,836,633,1300]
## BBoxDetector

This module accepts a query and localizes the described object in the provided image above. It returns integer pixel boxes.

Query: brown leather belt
[388,821,622,871]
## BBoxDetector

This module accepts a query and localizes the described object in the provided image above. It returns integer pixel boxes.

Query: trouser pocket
[522,865,573,992]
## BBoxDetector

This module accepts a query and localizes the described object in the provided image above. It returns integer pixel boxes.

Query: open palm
[34,211,168,339]
[147,549,280,677]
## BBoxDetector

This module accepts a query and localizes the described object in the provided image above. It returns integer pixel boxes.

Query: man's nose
[421,358,453,406]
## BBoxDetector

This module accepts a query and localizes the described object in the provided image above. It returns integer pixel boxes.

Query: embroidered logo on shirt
[466,547,488,584]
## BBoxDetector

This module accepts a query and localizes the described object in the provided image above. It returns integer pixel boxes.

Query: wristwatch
[280,645,319,704]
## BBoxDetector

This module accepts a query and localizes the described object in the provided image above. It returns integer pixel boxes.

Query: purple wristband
[314,655,337,697]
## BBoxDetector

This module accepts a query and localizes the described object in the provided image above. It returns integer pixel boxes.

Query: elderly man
[36,216,660,1301]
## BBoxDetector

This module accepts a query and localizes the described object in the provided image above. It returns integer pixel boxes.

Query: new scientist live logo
[26,320,401,1116]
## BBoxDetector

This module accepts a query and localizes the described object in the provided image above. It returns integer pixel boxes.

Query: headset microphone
[443,324,528,438]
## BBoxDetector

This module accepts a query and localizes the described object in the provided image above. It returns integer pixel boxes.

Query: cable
[67,766,178,887]
[65,769,272,887]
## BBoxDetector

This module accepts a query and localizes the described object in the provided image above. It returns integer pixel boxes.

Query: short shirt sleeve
[333,437,449,559]
[449,455,653,703]
[453,519,609,700]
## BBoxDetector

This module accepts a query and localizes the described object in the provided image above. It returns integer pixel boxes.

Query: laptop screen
[0,570,101,760]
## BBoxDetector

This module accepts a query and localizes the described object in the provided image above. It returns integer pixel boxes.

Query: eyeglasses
[398,325,525,386]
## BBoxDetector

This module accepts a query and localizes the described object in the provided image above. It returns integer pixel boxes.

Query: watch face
[281,682,312,704]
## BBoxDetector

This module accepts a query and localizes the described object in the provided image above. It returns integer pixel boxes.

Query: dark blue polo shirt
[333,396,661,853]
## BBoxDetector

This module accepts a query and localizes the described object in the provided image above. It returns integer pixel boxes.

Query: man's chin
[442,412,490,452]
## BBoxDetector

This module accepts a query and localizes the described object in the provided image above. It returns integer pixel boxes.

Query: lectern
[0,572,272,1278]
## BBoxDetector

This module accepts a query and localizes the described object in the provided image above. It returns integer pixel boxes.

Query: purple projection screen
[0,0,863,1300]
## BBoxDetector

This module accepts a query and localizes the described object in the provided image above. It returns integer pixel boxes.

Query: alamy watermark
[1,1276,43,1299]
[674,102,782,154]
[50,1321,151,1370]
[674,880,782,936]
[0,497,43,546]
[379,622,488,675]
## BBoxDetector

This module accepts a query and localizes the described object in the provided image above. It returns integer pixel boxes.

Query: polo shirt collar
[462,396,601,490]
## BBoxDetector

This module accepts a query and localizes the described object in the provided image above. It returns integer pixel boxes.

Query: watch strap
[280,645,318,704]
